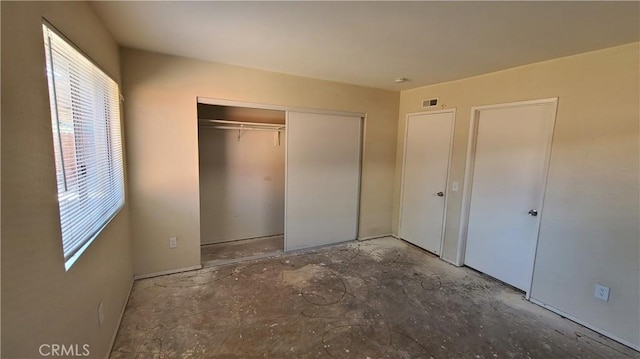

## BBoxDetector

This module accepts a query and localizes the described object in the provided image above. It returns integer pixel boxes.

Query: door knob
[436,192,444,197]
[528,209,538,216]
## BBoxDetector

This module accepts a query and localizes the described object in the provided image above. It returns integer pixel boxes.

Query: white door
[285,112,362,251]
[464,100,557,291]
[399,111,455,255]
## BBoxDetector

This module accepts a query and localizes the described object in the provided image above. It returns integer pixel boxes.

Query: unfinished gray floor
[201,235,284,265]
[112,237,637,358]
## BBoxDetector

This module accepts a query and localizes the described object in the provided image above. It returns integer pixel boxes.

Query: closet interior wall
[197,104,286,245]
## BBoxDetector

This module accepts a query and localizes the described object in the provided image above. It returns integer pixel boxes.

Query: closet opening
[197,103,286,266]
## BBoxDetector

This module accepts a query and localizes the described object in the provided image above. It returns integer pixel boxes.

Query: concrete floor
[201,235,284,265]
[112,237,637,358]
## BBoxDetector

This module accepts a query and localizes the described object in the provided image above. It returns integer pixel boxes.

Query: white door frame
[456,98,558,298]
[398,108,456,258]
[197,97,367,251]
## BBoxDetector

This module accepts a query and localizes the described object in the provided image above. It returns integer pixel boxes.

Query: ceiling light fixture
[394,77,408,83]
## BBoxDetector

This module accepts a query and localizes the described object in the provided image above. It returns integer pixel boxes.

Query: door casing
[196,97,366,254]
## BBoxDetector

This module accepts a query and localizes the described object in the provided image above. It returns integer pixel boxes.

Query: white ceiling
[92,1,639,91]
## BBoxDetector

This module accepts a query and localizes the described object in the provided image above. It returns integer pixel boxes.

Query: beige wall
[121,48,399,276]
[1,2,133,358]
[198,128,285,244]
[395,43,639,346]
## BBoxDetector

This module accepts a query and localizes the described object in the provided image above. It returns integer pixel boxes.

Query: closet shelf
[199,119,285,132]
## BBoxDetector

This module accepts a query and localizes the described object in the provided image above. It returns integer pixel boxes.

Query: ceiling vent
[422,98,439,108]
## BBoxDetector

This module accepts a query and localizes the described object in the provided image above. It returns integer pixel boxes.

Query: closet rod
[206,125,285,132]
[199,119,286,128]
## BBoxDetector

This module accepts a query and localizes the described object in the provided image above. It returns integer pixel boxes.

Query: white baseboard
[106,279,133,359]
[133,265,202,280]
[529,298,640,352]
[390,234,399,239]
[357,233,393,241]
[440,256,462,267]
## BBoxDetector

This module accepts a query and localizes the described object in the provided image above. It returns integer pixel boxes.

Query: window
[43,23,125,270]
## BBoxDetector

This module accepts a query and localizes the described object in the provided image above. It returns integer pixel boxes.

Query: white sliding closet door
[285,112,362,251]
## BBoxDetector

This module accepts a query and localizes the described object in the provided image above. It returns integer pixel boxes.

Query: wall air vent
[422,98,439,108]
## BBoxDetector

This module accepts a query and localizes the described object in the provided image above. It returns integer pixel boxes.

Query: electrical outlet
[97,301,104,327]
[594,284,610,302]
[169,237,178,248]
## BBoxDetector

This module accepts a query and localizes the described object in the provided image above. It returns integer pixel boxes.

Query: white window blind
[43,24,125,270]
